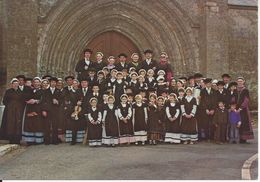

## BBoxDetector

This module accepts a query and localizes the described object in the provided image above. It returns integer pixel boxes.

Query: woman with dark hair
[236,77,254,143]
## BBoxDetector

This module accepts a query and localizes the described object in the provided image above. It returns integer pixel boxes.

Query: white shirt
[93,93,99,97]
[185,95,193,102]
[50,87,55,94]
[19,85,24,91]
[206,87,211,94]
[117,80,123,84]
[131,80,137,84]
[82,88,88,96]
[110,77,116,82]
[84,58,90,65]
[148,77,154,82]
[136,103,142,107]
[108,104,114,109]
[146,59,152,65]
[170,102,176,107]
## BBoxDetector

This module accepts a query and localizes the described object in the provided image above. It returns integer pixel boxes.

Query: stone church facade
[0,0,258,108]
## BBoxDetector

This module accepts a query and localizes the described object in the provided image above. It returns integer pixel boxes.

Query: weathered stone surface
[228,0,257,7]
[0,0,257,109]
[228,7,258,108]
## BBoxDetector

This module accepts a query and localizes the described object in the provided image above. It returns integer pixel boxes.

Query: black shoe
[70,141,76,145]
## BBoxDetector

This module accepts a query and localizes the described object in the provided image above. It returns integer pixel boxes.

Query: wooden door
[86,31,141,63]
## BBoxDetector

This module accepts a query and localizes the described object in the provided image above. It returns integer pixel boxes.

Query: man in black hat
[16,75,33,127]
[193,73,204,88]
[187,76,195,87]
[16,75,32,94]
[87,67,97,89]
[140,49,158,73]
[179,76,188,88]
[41,77,62,145]
[64,76,75,90]
[199,78,218,141]
[75,48,96,82]
[216,80,229,106]
[115,53,130,71]
[69,79,91,145]
[42,75,52,81]
[62,75,76,135]
[221,73,231,89]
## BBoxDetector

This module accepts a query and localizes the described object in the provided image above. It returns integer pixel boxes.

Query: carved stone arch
[38,0,200,77]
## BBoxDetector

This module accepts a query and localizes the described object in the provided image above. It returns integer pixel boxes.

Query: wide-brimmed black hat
[203,78,212,84]
[65,76,75,81]
[144,49,153,54]
[188,76,194,81]
[216,81,225,86]
[118,53,128,58]
[228,82,238,89]
[25,77,33,81]
[88,67,96,73]
[193,73,203,78]
[42,75,52,80]
[16,75,26,80]
[221,73,231,78]
[49,77,58,82]
[83,48,93,54]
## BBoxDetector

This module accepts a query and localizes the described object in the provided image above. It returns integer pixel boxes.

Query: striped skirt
[22,131,44,144]
[65,130,85,143]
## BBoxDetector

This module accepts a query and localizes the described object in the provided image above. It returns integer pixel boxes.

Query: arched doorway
[86,31,141,62]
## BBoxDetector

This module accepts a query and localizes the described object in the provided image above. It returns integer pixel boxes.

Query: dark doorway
[86,31,141,63]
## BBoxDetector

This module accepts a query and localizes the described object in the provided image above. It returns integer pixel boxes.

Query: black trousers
[44,117,59,144]
[9,135,21,144]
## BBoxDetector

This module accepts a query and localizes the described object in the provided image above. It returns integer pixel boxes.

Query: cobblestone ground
[0,130,257,180]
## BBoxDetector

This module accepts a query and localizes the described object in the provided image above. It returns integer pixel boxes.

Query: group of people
[0,48,254,147]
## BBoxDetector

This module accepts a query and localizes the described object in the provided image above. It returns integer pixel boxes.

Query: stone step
[0,144,19,157]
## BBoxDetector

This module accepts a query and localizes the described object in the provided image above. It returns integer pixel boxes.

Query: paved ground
[0,130,258,180]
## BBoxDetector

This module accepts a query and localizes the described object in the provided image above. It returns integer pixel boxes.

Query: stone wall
[0,0,258,109]
[0,0,38,102]
[227,5,258,109]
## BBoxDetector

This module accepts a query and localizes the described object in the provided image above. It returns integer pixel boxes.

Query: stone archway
[37,0,200,78]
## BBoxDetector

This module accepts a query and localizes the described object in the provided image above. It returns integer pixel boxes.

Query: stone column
[0,0,6,102]
[200,0,229,79]
[3,0,38,92]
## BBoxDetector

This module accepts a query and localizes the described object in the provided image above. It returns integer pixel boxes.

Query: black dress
[164,102,181,143]
[41,88,62,144]
[1,88,25,143]
[87,107,102,146]
[147,103,164,141]
[132,103,148,142]
[180,97,198,141]
[23,88,44,143]
[102,104,119,145]
[237,87,254,141]
[117,103,134,144]
[113,80,126,105]
[128,81,139,95]
[145,77,157,90]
